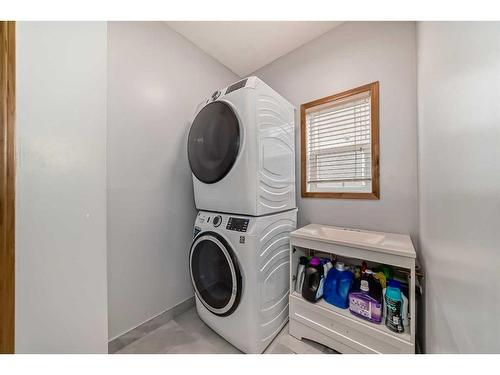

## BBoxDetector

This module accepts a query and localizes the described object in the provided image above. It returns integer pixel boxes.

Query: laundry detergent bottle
[301,257,325,303]
[323,262,354,309]
[295,256,308,293]
[385,279,405,333]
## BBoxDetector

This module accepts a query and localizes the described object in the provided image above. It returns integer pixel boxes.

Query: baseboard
[108,296,195,354]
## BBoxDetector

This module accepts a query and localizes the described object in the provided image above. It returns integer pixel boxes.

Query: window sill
[301,191,380,200]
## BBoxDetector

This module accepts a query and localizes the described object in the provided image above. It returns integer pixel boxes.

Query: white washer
[187,76,296,216]
[189,209,297,353]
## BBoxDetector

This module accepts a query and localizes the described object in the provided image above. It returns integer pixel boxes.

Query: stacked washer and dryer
[187,76,297,353]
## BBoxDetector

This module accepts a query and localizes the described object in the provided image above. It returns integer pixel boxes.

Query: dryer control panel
[226,217,249,232]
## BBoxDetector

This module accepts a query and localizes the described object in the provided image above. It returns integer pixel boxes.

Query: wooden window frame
[300,81,380,200]
[0,21,15,354]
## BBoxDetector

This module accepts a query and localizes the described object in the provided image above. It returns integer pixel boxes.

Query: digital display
[230,218,247,226]
[226,217,249,232]
[225,79,247,95]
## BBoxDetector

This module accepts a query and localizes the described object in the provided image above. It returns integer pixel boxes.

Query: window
[301,82,379,199]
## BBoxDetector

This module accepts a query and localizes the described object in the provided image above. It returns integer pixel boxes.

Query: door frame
[0,20,15,354]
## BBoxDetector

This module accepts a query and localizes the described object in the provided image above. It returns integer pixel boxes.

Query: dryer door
[189,233,242,316]
[187,101,240,184]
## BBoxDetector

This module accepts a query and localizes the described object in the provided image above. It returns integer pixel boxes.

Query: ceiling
[166,21,343,77]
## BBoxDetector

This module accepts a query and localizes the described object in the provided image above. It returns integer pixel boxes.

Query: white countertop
[290,223,416,258]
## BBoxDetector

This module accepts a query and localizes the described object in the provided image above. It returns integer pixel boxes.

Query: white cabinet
[289,224,416,354]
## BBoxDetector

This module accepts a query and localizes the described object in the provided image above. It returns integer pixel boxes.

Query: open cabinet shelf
[288,224,416,354]
[290,292,412,344]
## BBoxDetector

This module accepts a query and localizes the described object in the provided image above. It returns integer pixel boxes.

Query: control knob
[213,215,222,227]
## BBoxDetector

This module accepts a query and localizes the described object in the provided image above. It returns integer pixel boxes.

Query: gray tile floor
[116,307,338,354]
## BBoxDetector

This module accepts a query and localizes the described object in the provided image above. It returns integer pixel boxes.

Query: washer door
[187,101,240,184]
[189,233,242,316]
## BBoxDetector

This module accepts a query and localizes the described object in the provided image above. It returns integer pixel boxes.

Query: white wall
[417,22,500,353]
[107,22,239,339]
[16,22,108,353]
[253,22,418,239]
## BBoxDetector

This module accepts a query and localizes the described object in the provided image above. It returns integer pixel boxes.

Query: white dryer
[189,209,297,353]
[187,76,296,216]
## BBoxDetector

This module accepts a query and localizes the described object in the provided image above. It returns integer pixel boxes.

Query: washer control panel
[226,217,249,232]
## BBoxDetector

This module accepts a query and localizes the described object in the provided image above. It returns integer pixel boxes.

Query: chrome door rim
[189,234,238,316]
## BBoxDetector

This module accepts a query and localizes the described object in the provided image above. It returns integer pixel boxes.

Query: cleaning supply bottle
[385,279,404,333]
[323,262,354,309]
[374,264,394,281]
[348,268,383,322]
[382,287,409,328]
[301,257,325,303]
[373,272,387,289]
[368,271,383,304]
[402,292,409,328]
[348,287,383,323]
[351,265,362,292]
[360,269,372,294]
[295,256,308,293]
[323,258,333,276]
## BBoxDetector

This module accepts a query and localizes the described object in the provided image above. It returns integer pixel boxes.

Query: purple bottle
[348,275,383,323]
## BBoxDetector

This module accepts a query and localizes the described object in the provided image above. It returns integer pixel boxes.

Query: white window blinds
[305,90,373,193]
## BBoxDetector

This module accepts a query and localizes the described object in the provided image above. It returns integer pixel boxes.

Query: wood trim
[0,21,15,354]
[370,82,380,199]
[300,82,380,200]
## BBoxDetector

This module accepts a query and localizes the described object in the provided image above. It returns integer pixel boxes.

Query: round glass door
[189,233,242,316]
[187,101,240,184]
